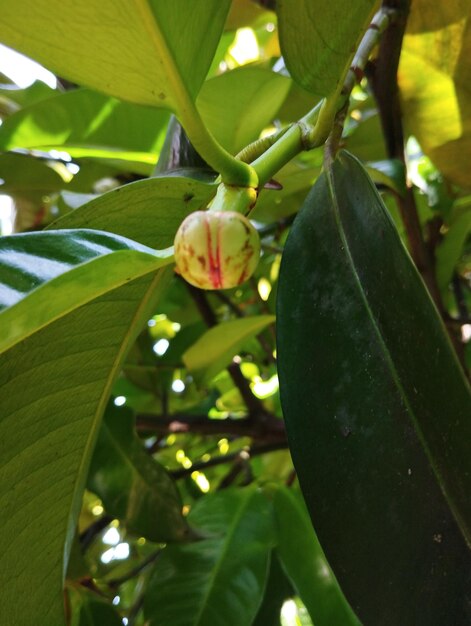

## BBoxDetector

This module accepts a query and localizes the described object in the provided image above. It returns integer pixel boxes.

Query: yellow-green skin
[174,210,261,290]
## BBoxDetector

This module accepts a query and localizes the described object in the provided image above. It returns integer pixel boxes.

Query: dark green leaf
[275,487,361,626]
[144,487,275,626]
[88,403,188,542]
[277,0,376,96]
[277,150,471,625]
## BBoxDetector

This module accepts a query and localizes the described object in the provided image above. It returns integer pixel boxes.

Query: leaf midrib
[133,0,194,115]
[63,269,169,578]
[193,491,254,626]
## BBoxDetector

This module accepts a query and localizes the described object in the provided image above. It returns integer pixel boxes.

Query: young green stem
[134,0,258,188]
[250,6,395,187]
[178,100,258,187]
[209,183,257,216]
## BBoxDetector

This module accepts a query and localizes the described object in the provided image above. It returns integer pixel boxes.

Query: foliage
[0,1,470,625]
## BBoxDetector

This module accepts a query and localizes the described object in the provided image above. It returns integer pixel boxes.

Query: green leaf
[276,0,377,96]
[365,159,407,196]
[277,150,471,625]
[197,67,291,154]
[144,487,275,626]
[399,4,471,188]
[0,80,55,108]
[0,0,230,109]
[183,315,275,383]
[406,0,470,34]
[88,403,188,542]
[0,88,170,154]
[225,0,273,31]
[0,268,171,626]
[274,487,361,626]
[436,201,471,291]
[0,229,172,353]
[0,152,73,193]
[67,584,123,626]
[50,175,215,248]
[0,186,186,624]
[252,160,322,222]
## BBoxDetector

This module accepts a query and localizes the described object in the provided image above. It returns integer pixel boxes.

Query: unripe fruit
[174,210,261,290]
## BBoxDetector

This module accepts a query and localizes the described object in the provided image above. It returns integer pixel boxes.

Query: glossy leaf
[274,487,361,626]
[0,1,230,109]
[0,229,172,353]
[88,403,188,542]
[0,269,171,626]
[0,88,170,154]
[183,315,275,383]
[50,175,215,248]
[399,4,471,188]
[276,0,377,96]
[0,180,190,624]
[277,150,471,625]
[144,487,275,626]
[197,67,291,154]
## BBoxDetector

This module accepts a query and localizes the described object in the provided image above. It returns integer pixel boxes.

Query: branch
[136,412,285,440]
[170,440,288,479]
[184,282,269,418]
[107,549,162,587]
[79,515,113,551]
[366,0,466,365]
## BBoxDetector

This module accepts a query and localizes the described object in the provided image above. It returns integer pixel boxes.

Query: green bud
[174,210,261,290]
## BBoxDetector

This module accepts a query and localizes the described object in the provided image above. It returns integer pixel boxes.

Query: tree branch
[136,412,285,440]
[184,282,270,417]
[170,441,288,479]
[366,0,465,363]
[79,515,113,551]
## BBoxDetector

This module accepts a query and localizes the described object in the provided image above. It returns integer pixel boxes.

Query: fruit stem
[209,183,258,216]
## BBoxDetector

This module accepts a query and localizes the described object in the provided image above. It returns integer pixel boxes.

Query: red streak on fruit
[204,215,222,288]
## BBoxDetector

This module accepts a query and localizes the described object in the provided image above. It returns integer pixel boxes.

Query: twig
[79,515,113,551]
[185,282,269,417]
[107,549,162,587]
[136,412,285,440]
[367,0,438,297]
[170,441,288,479]
[366,0,466,365]
[452,275,469,322]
